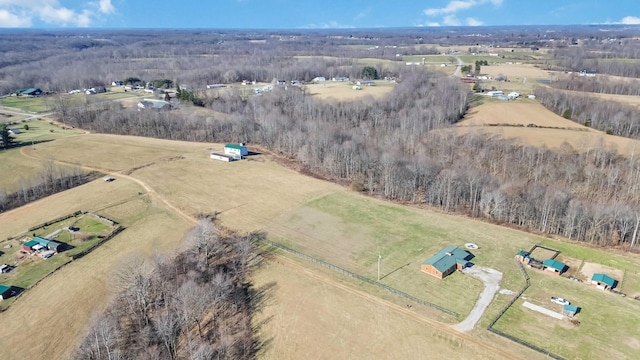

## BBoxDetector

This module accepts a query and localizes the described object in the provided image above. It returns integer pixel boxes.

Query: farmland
[305,81,395,100]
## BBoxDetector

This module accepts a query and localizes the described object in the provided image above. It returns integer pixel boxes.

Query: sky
[0,0,639,29]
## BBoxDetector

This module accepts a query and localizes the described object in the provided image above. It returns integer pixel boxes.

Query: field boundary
[70,225,125,260]
[27,210,85,232]
[256,237,459,317]
[486,257,566,360]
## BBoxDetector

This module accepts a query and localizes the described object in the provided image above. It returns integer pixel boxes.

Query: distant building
[137,99,172,111]
[591,273,616,290]
[210,152,235,162]
[112,81,123,86]
[312,77,326,82]
[421,246,474,279]
[14,88,42,97]
[542,259,567,275]
[207,84,226,89]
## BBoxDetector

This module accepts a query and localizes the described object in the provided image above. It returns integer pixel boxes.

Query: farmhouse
[591,273,616,290]
[0,284,14,301]
[563,304,579,317]
[421,246,473,279]
[515,250,532,264]
[224,143,248,159]
[542,259,567,275]
[15,88,42,97]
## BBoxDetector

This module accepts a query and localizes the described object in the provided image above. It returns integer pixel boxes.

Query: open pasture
[305,81,395,100]
[455,102,640,156]
[0,96,49,113]
[0,173,192,360]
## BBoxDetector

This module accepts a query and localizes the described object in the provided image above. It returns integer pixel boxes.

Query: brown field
[482,64,551,79]
[3,132,640,359]
[558,89,640,107]
[0,175,192,360]
[455,102,640,156]
[305,81,395,100]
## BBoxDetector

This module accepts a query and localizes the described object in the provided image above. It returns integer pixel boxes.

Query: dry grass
[305,81,395,101]
[455,102,640,156]
[0,174,192,360]
[558,89,640,107]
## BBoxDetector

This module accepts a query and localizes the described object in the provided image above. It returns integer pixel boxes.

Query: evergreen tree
[0,124,16,150]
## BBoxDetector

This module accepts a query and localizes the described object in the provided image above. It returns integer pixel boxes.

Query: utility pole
[377,254,382,281]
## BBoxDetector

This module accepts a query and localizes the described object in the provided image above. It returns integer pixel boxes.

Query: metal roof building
[421,246,473,279]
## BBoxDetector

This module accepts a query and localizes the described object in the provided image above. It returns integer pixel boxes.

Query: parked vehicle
[551,297,570,305]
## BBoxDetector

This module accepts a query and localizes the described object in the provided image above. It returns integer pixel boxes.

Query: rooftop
[23,240,39,247]
[591,273,616,287]
[563,304,578,313]
[542,259,566,271]
[0,284,11,294]
[225,144,246,150]
[423,246,473,273]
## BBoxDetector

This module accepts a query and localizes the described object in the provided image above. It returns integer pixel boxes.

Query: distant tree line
[549,76,640,96]
[73,219,265,360]
[58,67,640,249]
[0,161,96,213]
[535,87,640,138]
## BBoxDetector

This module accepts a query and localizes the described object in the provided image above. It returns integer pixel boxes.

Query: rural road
[453,266,503,332]
[452,55,464,77]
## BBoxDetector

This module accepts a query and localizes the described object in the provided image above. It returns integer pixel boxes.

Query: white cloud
[0,8,31,27]
[620,16,640,25]
[0,0,117,27]
[442,15,461,26]
[98,0,115,15]
[424,0,503,16]
[466,17,484,26]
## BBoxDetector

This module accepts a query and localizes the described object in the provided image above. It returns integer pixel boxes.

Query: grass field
[0,175,192,360]
[0,96,49,113]
[454,101,640,156]
[305,81,395,100]
[3,132,640,359]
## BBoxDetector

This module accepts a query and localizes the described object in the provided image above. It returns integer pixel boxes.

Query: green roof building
[223,143,248,158]
[0,284,13,300]
[591,273,616,290]
[542,259,567,275]
[421,246,474,279]
[563,304,579,317]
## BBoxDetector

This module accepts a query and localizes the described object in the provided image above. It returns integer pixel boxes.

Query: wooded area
[73,219,265,360]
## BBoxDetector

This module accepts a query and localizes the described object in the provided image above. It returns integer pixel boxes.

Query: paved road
[453,265,503,332]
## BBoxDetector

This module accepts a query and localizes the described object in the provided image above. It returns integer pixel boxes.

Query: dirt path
[454,266,503,332]
[275,255,519,360]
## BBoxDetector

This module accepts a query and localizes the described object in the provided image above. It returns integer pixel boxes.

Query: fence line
[258,238,459,317]
[70,226,125,260]
[486,258,566,360]
[528,243,560,260]
[28,210,84,232]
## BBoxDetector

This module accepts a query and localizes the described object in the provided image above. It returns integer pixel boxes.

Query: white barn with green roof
[224,143,248,159]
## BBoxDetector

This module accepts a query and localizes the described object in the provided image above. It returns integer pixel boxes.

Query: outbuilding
[591,273,616,290]
[210,152,234,162]
[421,246,474,279]
[516,250,532,264]
[563,304,579,317]
[224,143,248,159]
[0,284,14,300]
[542,259,567,275]
[23,240,39,252]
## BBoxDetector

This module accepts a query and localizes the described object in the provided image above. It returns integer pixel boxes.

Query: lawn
[0,96,50,113]
[264,192,546,318]
[493,269,640,359]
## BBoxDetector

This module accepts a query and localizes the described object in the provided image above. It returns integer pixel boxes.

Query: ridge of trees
[534,87,640,139]
[74,219,267,360]
[59,67,640,249]
[0,161,96,214]
[548,76,640,96]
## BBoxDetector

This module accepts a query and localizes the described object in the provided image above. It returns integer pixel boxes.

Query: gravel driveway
[453,266,503,332]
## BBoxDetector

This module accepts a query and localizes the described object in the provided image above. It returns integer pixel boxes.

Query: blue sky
[0,0,639,28]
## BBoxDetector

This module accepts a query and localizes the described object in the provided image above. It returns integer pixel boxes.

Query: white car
[550,297,570,306]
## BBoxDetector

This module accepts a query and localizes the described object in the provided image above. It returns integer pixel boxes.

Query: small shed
[224,143,248,159]
[47,240,62,253]
[0,284,13,300]
[23,240,39,252]
[516,251,532,264]
[563,304,579,317]
[542,259,567,275]
[591,273,616,290]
